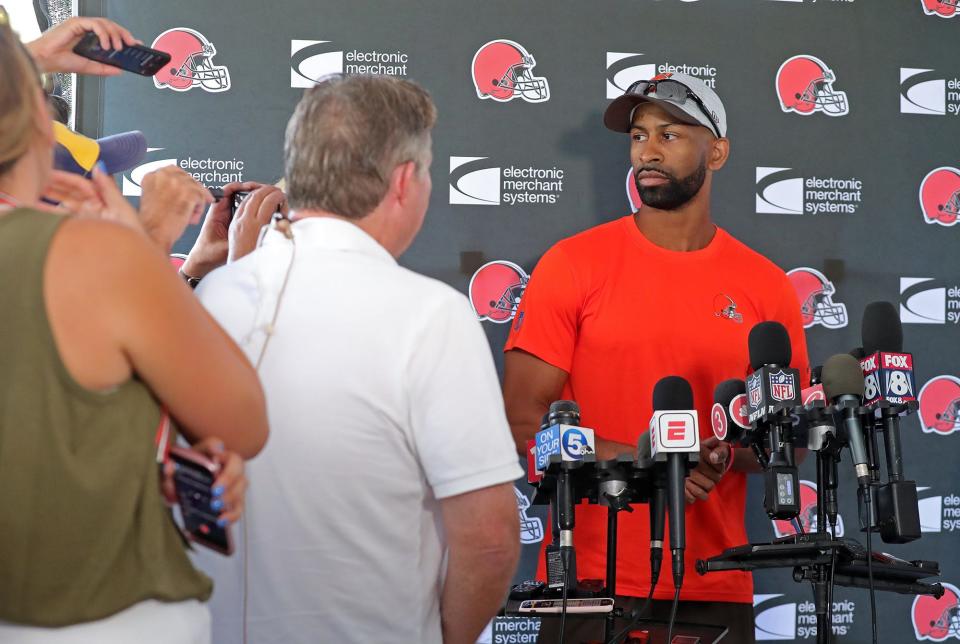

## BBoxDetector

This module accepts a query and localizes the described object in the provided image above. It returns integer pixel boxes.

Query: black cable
[558,548,570,644]
[666,584,681,644]
[826,517,837,640]
[865,491,878,644]
[604,582,656,644]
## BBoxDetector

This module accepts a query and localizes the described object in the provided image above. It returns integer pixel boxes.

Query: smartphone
[231,191,285,217]
[169,445,233,555]
[517,598,614,614]
[72,31,171,77]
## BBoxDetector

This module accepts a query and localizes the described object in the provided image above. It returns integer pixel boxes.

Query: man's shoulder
[554,216,627,251]
[720,228,790,284]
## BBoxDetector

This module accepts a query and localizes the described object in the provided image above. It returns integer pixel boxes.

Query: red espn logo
[667,420,688,441]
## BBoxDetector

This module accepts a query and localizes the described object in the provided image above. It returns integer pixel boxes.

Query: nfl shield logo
[748,374,762,407]
[769,370,796,402]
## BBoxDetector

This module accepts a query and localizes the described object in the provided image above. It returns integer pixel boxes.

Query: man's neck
[290,207,397,256]
[632,190,715,252]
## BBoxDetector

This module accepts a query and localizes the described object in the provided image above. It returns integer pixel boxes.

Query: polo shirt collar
[260,215,397,265]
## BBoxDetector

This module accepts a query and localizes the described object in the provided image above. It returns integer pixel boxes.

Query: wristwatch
[178,267,202,289]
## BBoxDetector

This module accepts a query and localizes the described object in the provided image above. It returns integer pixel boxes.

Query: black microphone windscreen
[821,354,866,400]
[748,321,792,370]
[849,347,867,360]
[861,301,903,354]
[713,379,746,406]
[653,376,694,411]
[548,400,580,424]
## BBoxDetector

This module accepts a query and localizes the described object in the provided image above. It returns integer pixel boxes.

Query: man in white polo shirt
[193,75,522,644]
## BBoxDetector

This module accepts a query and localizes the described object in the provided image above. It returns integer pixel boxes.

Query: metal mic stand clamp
[593,455,653,644]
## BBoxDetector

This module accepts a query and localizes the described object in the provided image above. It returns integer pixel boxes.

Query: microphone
[539,401,594,592]
[745,322,802,519]
[711,379,750,445]
[534,401,596,471]
[861,302,921,543]
[636,425,667,591]
[822,354,870,487]
[650,376,700,591]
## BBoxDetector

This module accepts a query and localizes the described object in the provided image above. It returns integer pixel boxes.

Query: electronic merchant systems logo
[449,157,565,206]
[900,68,960,116]
[605,52,718,99]
[917,484,960,532]
[900,277,960,325]
[756,167,863,215]
[290,39,409,87]
[755,594,856,640]
[121,148,246,196]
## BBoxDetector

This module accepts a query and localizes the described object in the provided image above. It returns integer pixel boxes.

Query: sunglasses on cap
[626,78,721,139]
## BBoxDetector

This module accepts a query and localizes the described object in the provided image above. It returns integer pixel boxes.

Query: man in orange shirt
[503,73,810,643]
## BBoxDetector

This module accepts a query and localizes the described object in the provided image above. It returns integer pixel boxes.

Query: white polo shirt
[192,217,522,644]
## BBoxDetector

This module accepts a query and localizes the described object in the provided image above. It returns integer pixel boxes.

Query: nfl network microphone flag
[650,410,700,461]
[534,424,596,471]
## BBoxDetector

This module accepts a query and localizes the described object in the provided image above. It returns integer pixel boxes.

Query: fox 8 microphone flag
[89,1,960,641]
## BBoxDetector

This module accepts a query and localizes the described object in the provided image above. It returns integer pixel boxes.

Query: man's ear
[708,137,730,171]
[389,160,418,206]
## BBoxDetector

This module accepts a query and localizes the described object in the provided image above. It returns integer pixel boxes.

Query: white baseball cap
[603,72,727,138]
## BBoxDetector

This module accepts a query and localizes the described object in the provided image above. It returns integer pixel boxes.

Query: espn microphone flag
[650,410,700,460]
[534,423,596,471]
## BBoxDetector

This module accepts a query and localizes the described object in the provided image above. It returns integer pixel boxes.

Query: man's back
[194,217,521,643]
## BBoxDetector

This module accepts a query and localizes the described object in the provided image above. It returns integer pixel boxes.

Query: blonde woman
[0,15,269,643]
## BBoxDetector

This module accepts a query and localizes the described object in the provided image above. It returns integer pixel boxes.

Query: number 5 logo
[562,429,588,458]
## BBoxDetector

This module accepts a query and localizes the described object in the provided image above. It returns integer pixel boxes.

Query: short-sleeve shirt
[194,217,522,644]
[505,214,810,604]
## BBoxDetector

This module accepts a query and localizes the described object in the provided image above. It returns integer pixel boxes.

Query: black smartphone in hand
[169,445,234,555]
[72,31,171,77]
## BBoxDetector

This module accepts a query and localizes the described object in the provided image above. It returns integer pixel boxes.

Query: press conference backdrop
[78,0,959,641]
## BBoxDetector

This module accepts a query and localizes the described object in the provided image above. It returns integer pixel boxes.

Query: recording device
[861,301,921,543]
[168,445,233,555]
[745,321,801,520]
[538,401,595,592]
[649,376,700,591]
[72,31,171,76]
[534,403,596,471]
[230,190,286,218]
[710,379,749,444]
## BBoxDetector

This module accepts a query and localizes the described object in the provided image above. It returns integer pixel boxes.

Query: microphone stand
[698,401,943,644]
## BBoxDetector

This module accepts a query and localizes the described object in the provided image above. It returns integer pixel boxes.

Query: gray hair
[284,75,437,219]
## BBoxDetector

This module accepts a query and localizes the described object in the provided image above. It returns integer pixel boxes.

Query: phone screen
[72,32,171,77]
[170,453,232,554]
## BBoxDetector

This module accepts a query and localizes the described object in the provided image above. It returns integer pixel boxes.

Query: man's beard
[634,159,707,210]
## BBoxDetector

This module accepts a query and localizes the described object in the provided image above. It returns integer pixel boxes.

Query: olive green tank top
[0,209,212,626]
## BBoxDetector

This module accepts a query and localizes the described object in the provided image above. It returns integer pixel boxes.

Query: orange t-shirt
[505,215,810,604]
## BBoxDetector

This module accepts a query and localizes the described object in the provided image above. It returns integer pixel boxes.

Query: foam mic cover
[849,347,867,360]
[548,400,580,424]
[861,301,903,354]
[748,321,792,370]
[714,379,746,406]
[653,376,694,411]
[822,354,866,400]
